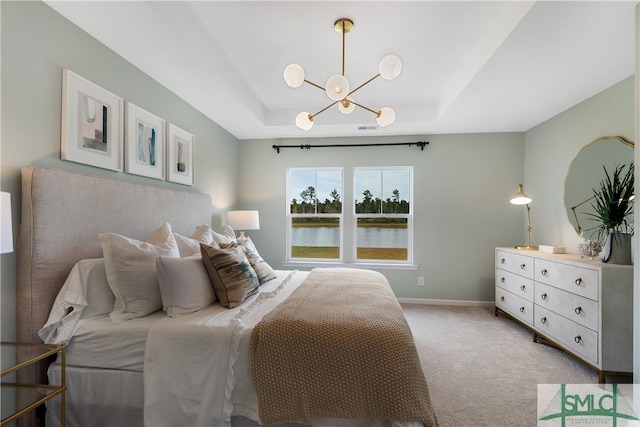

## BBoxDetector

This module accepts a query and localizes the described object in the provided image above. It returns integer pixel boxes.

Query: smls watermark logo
[538,384,640,427]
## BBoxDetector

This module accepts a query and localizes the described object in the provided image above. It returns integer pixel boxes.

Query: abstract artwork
[61,69,123,171]
[167,123,194,186]
[125,102,165,180]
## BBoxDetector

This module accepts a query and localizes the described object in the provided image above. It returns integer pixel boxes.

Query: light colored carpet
[401,304,631,427]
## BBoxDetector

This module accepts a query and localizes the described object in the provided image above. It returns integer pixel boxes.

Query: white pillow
[38,258,114,344]
[156,256,217,317]
[147,222,180,257]
[173,224,215,257]
[99,231,174,324]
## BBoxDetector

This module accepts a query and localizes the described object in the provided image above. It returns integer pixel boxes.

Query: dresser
[494,247,633,383]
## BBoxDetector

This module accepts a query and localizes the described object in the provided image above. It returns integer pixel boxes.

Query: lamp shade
[325,74,350,101]
[379,55,402,80]
[295,112,314,130]
[376,107,396,127]
[1,191,13,254]
[227,210,260,231]
[510,184,532,205]
[283,64,305,88]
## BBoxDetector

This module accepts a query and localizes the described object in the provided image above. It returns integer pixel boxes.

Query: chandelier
[283,18,402,131]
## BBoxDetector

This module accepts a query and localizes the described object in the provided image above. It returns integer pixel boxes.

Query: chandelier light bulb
[379,55,402,80]
[338,97,356,114]
[283,64,305,88]
[295,112,314,130]
[376,107,396,127]
[325,75,350,101]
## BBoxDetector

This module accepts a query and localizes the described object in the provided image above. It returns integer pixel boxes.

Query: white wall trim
[398,298,494,308]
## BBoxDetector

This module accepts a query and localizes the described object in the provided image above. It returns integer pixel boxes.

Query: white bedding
[47,269,424,427]
[144,269,304,426]
[64,311,165,371]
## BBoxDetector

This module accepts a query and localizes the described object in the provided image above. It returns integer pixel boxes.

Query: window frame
[286,167,344,262]
[284,166,415,269]
[353,166,414,265]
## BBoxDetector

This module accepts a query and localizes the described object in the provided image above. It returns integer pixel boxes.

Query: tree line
[290,186,410,214]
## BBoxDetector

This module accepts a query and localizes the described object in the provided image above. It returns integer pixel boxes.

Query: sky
[289,168,411,203]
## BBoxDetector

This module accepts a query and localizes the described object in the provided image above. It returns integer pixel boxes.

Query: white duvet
[144,270,304,427]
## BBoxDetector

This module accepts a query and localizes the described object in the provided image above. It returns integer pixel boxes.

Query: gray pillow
[200,242,259,308]
[236,238,276,285]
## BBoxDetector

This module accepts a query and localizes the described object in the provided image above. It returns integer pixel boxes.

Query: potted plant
[586,163,634,264]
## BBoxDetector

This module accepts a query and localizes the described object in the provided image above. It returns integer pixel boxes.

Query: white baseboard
[398,298,495,308]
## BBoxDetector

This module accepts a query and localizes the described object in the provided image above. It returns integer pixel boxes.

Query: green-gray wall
[0,1,240,348]
[237,133,525,302]
[524,76,635,249]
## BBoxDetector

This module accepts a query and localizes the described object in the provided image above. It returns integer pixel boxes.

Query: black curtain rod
[272,141,429,153]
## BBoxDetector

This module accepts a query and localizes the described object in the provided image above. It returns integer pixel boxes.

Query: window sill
[281,261,419,271]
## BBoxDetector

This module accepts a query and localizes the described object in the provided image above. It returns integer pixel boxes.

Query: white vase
[602,231,632,264]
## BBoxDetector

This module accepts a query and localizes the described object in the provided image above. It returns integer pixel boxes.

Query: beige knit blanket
[250,268,438,426]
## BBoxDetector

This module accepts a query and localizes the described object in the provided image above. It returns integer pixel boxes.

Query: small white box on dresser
[538,245,566,254]
[494,247,633,383]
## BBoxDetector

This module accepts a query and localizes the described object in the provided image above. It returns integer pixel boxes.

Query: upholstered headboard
[16,166,213,393]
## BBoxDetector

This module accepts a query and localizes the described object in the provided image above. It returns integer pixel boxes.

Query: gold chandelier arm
[310,101,339,119]
[304,79,326,91]
[342,21,346,76]
[350,100,380,117]
[347,74,381,98]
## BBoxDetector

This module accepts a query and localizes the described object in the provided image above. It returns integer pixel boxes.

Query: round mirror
[564,136,634,240]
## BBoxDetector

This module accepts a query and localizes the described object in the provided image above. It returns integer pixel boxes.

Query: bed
[16,166,438,427]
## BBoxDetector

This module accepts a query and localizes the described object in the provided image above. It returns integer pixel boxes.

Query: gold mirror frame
[564,136,634,240]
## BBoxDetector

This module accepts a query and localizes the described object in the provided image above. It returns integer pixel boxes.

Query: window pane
[291,217,340,259]
[316,170,342,214]
[356,217,408,261]
[354,169,382,213]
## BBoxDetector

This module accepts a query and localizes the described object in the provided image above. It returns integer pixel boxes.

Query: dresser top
[496,247,633,270]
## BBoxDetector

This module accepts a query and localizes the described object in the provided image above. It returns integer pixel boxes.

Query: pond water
[291,227,407,248]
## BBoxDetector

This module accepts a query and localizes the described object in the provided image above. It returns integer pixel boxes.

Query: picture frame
[167,123,194,186]
[61,69,124,171]
[125,102,165,180]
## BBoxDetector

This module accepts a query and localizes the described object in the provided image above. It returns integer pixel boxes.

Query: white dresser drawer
[496,269,534,302]
[496,250,534,279]
[535,282,598,331]
[534,305,598,364]
[495,288,533,325]
[534,258,598,301]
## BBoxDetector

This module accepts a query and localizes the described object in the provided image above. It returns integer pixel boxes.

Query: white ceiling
[45,1,637,140]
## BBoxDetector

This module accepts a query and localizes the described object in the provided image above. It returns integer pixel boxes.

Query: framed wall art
[167,123,194,186]
[61,69,124,171]
[125,102,165,180]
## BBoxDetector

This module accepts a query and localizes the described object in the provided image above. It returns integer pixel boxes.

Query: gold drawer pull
[520,285,526,291]
[519,306,525,313]
[500,296,505,302]
[574,335,582,344]
[500,258,505,264]
[541,317,547,324]
[575,306,583,315]
[541,293,548,300]
[575,278,583,286]
[541,269,548,276]
[500,277,505,283]
[520,263,526,270]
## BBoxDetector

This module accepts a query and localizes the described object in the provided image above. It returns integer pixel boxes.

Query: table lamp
[510,184,537,250]
[226,210,260,242]
[1,191,13,254]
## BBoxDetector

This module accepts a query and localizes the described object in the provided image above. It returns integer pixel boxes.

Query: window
[286,166,413,265]
[354,167,412,263]
[287,168,343,260]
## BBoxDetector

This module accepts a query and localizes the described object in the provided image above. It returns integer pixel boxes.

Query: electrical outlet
[418,276,425,286]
